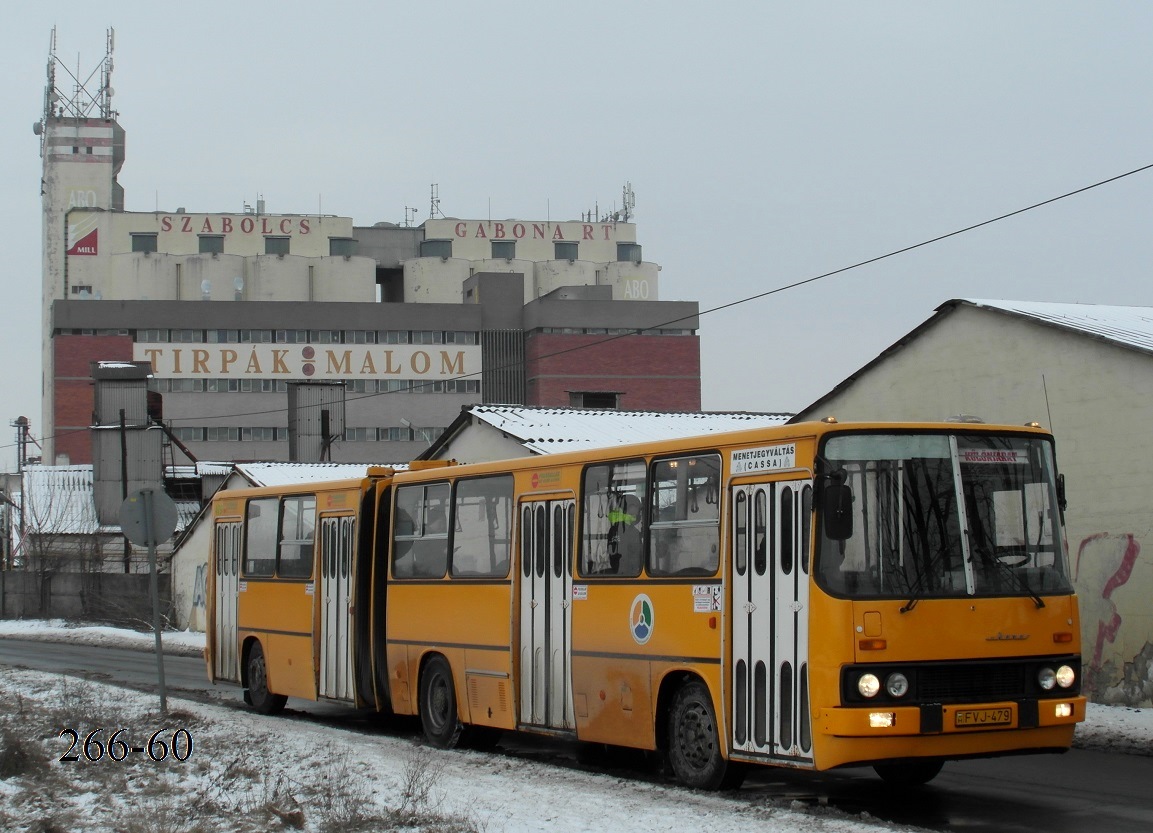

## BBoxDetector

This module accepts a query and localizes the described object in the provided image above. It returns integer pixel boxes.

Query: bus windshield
[815,432,1073,602]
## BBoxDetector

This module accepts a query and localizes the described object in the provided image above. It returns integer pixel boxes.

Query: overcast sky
[3,2,1151,470]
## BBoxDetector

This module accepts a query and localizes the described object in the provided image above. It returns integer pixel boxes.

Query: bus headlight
[857,673,881,698]
[885,672,910,698]
[1038,667,1056,690]
[1055,665,1076,689]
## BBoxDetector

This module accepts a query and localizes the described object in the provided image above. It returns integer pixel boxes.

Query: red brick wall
[525,333,701,411]
[53,335,134,464]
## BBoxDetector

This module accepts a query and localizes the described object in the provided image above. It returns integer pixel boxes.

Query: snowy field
[0,620,1150,833]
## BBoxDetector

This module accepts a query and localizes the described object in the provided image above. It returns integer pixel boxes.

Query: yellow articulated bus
[206,420,1085,789]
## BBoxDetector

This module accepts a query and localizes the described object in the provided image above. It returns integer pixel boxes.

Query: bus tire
[667,680,744,790]
[419,655,463,748]
[245,641,287,716]
[874,759,944,786]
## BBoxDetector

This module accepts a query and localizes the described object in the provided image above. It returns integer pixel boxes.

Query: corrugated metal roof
[21,464,205,537]
[467,406,792,455]
[21,465,107,535]
[235,462,403,488]
[963,299,1153,353]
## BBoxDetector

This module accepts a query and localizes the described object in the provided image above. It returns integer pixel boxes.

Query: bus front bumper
[818,696,1086,738]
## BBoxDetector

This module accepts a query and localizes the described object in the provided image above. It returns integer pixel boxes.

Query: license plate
[954,707,1013,728]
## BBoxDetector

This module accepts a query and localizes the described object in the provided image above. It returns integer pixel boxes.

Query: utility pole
[10,417,31,571]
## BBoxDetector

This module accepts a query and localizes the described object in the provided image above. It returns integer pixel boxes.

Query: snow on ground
[0,619,1149,833]
[0,618,1148,755]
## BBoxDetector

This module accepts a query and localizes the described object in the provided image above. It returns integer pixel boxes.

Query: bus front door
[518,499,575,731]
[319,515,356,701]
[213,521,242,682]
[730,479,813,763]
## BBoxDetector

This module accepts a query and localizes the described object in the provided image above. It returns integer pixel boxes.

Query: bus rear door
[518,499,575,731]
[730,479,813,764]
[319,514,357,701]
[213,519,242,682]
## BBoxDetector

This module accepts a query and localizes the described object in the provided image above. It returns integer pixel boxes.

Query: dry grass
[0,673,485,833]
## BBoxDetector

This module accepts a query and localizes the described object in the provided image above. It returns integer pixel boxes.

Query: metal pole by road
[142,489,167,713]
[119,487,179,715]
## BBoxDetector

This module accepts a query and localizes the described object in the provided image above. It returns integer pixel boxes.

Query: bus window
[244,498,278,576]
[393,483,450,578]
[649,454,721,577]
[734,491,748,576]
[451,475,513,577]
[581,460,646,576]
[278,495,315,578]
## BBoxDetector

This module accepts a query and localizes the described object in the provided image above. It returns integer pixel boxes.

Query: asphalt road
[1,637,1150,831]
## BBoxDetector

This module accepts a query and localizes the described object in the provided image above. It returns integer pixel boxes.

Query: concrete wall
[796,304,1153,706]
[0,571,172,625]
[172,517,211,632]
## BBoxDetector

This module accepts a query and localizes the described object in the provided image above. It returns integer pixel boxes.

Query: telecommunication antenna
[429,184,444,219]
[621,182,635,222]
[36,28,118,152]
[404,206,419,227]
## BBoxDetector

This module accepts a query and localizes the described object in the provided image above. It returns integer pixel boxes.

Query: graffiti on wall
[1074,532,1146,703]
[190,562,207,632]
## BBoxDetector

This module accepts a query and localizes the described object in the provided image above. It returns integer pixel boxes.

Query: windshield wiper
[899,547,950,614]
[978,550,1045,609]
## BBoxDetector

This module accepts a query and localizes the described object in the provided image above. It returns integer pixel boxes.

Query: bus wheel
[419,656,463,748]
[245,642,287,716]
[667,680,744,790]
[874,760,944,786]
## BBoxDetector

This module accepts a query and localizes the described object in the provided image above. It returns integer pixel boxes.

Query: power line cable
[13,162,1153,450]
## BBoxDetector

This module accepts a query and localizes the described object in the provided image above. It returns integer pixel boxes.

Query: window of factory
[491,240,515,260]
[199,235,225,255]
[570,391,619,409]
[444,331,478,345]
[131,233,158,254]
[419,239,452,259]
[616,242,642,263]
[329,237,356,257]
[554,241,578,261]
[265,236,290,255]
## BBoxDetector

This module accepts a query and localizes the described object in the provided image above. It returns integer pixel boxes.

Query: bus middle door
[517,498,575,731]
[212,520,242,682]
[730,479,813,763]
[318,514,356,701]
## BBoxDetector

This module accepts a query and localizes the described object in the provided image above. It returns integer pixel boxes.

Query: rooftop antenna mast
[429,183,443,219]
[38,28,117,153]
[621,181,635,222]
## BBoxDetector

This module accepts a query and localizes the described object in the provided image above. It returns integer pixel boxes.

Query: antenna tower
[621,182,635,222]
[429,184,443,219]
[38,28,118,153]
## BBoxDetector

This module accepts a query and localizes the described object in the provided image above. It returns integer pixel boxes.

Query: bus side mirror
[823,481,854,541]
